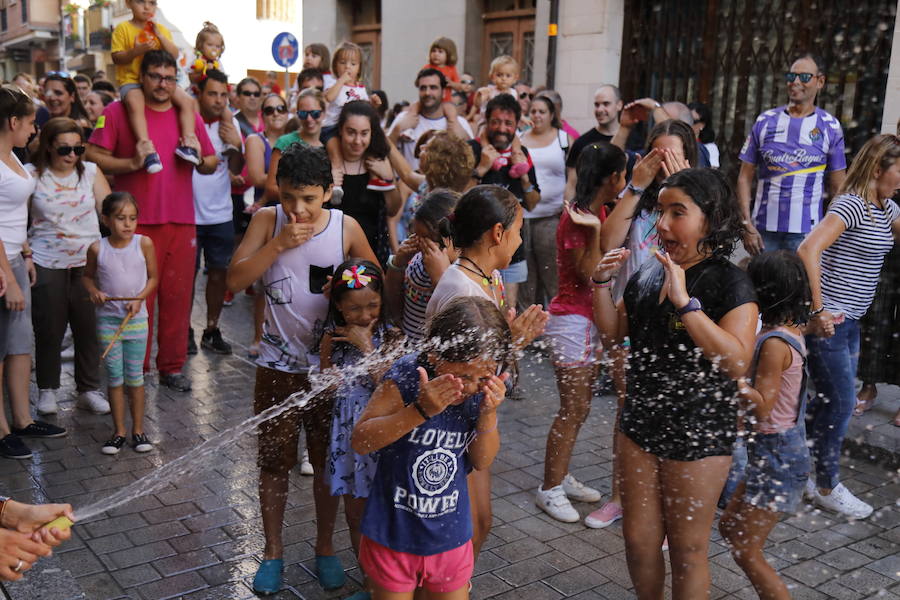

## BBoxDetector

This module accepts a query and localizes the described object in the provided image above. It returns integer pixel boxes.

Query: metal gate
[620,0,896,176]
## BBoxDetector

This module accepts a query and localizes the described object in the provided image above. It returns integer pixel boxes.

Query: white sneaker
[535,485,580,523]
[813,483,874,519]
[299,449,314,476]
[76,390,111,415]
[562,474,603,503]
[36,389,59,415]
[60,345,75,361]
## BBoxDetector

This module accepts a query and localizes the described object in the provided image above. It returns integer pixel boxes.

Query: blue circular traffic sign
[271,32,299,68]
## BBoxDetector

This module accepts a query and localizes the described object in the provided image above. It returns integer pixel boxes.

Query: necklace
[342,158,365,176]
[457,256,504,307]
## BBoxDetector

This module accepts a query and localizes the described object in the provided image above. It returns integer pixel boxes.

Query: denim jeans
[806,318,860,489]
[760,230,806,253]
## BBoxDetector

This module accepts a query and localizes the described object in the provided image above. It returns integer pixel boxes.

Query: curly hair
[659,168,745,258]
[276,143,333,191]
[419,131,474,192]
[485,92,521,124]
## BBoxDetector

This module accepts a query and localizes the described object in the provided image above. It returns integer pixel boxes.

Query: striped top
[820,193,900,320]
[401,253,435,343]
[739,106,846,234]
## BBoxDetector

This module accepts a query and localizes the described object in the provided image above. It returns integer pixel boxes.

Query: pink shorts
[359,535,473,593]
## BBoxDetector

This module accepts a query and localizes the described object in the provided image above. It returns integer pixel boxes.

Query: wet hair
[429,37,458,66]
[0,85,36,131]
[91,80,117,96]
[688,101,716,144]
[337,100,389,160]
[419,131,475,192]
[839,134,900,218]
[195,21,223,55]
[792,51,827,75]
[305,43,331,70]
[530,95,561,130]
[416,67,447,89]
[140,49,178,75]
[437,185,519,249]
[414,188,461,246]
[634,119,700,217]
[331,42,364,79]
[425,296,512,365]
[747,251,811,327]
[73,74,91,86]
[573,142,626,212]
[298,68,324,88]
[101,191,139,217]
[32,117,85,181]
[485,92,521,125]
[297,87,326,111]
[276,143,333,191]
[235,77,261,95]
[196,69,227,92]
[489,55,519,78]
[43,74,89,122]
[659,168,745,258]
[325,258,386,328]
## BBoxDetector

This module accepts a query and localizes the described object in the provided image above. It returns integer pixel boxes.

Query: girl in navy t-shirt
[351,296,512,597]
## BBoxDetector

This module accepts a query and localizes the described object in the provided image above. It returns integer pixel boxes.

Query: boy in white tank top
[226,144,378,594]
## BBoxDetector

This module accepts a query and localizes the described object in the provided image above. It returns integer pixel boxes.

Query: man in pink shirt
[87,50,218,392]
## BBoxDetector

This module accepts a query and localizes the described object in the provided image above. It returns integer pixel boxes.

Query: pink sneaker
[584,501,623,529]
[662,536,669,551]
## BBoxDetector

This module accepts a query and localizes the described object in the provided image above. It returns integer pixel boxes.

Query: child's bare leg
[108,385,127,437]
[326,136,345,203]
[172,87,199,150]
[124,88,155,156]
[128,384,146,435]
[408,100,420,116]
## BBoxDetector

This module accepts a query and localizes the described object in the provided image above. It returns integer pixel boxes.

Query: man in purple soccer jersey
[737,52,847,254]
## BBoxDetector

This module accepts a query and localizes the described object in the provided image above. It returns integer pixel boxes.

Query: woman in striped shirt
[798,134,900,520]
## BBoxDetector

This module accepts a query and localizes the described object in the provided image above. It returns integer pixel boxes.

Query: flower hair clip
[341,265,372,289]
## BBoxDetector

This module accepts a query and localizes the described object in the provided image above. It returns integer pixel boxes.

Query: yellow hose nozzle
[43,516,74,531]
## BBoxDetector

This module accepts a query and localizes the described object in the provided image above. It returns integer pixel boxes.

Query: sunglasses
[297,109,322,120]
[46,71,72,79]
[240,90,262,97]
[55,145,86,156]
[785,72,818,84]
[263,105,288,116]
[460,79,474,85]
[519,92,534,100]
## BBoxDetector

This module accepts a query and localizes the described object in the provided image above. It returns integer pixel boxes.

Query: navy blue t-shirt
[360,353,481,555]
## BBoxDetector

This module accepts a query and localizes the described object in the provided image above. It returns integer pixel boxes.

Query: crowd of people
[0,1,898,597]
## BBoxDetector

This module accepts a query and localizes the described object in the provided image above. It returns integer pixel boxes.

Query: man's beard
[487,130,511,150]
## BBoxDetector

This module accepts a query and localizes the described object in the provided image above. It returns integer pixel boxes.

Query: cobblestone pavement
[2,289,899,600]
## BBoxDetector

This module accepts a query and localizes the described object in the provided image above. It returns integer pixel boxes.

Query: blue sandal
[315,554,346,590]
[252,558,283,595]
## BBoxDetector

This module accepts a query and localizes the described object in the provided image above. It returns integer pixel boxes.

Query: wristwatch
[676,297,702,316]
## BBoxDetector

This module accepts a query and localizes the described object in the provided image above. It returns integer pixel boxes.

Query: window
[1,8,6,32]
[256,0,296,22]
[481,0,536,85]
[350,0,381,88]
[19,0,25,22]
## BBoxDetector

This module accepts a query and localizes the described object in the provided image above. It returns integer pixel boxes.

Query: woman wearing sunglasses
[26,117,111,416]
[263,87,325,203]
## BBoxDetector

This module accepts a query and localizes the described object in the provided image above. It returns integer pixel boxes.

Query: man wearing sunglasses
[87,50,218,392]
[191,69,244,358]
[738,52,847,254]
[388,68,472,170]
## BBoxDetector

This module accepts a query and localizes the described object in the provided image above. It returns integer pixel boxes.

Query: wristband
[676,297,703,316]
[809,306,825,317]
[412,400,430,420]
[0,496,8,528]
[627,183,645,196]
[591,277,612,286]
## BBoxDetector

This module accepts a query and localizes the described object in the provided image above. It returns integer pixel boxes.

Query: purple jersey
[739,106,846,234]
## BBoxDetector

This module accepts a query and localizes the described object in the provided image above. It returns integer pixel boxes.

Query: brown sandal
[853,396,877,416]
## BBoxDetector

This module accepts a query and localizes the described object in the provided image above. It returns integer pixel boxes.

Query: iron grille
[620,0,896,177]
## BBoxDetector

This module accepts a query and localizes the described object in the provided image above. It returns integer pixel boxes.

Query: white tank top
[524,129,567,219]
[257,207,345,373]
[96,235,149,319]
[0,153,35,258]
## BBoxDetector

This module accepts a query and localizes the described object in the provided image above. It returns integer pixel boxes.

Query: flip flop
[853,396,876,416]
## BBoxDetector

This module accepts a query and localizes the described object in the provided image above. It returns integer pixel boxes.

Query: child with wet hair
[352,296,512,599]
[719,250,812,600]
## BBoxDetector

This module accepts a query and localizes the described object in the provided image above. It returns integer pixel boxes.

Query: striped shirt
[401,253,435,343]
[820,193,899,320]
[739,106,846,234]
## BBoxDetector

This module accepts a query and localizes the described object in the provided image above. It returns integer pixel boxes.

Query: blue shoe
[315,554,346,590]
[252,559,283,595]
[345,592,371,600]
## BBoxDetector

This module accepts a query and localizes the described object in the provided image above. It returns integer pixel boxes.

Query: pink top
[756,326,806,434]
[561,120,579,140]
[548,210,594,320]
[89,101,215,225]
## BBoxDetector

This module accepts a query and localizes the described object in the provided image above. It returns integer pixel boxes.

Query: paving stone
[544,564,608,595]
[137,571,208,600]
[493,555,562,587]
[75,573,125,600]
[109,541,177,570]
[56,548,107,577]
[110,563,162,588]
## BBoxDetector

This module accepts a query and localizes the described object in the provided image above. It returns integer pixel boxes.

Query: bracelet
[476,421,499,435]
[0,497,8,529]
[411,400,430,420]
[386,254,404,272]
[523,184,535,194]
[626,183,645,196]
[20,251,32,258]
[591,276,612,286]
[809,307,825,317]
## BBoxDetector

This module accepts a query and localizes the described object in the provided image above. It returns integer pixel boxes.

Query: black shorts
[195,221,235,270]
